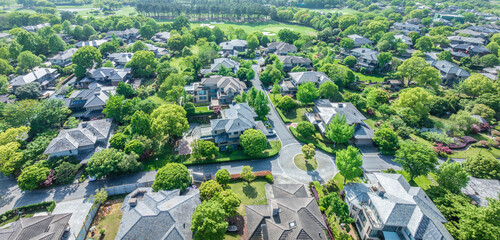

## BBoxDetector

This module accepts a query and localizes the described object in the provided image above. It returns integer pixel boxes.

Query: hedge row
[229,170,272,180]
[0,201,56,225]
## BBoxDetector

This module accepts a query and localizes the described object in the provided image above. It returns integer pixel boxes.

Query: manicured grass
[354,72,385,83]
[278,107,312,123]
[195,106,213,114]
[410,134,435,147]
[87,197,124,240]
[397,170,437,190]
[450,146,500,159]
[224,233,241,240]
[142,140,281,171]
[190,21,317,37]
[229,179,268,216]
[147,95,168,105]
[290,127,346,155]
[293,153,318,171]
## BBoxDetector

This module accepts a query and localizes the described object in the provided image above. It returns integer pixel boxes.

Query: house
[22,23,50,32]
[0,33,11,41]
[348,34,373,47]
[467,26,500,35]
[80,67,132,87]
[75,39,108,48]
[265,42,298,55]
[344,172,453,240]
[246,184,327,240]
[152,31,171,42]
[429,60,470,84]
[433,13,464,23]
[48,48,77,67]
[145,43,169,58]
[279,55,313,72]
[192,75,246,107]
[64,85,115,116]
[451,44,491,57]
[115,188,201,240]
[219,39,247,57]
[0,213,72,240]
[56,33,72,43]
[43,118,113,160]
[385,79,403,91]
[107,28,139,40]
[305,99,374,145]
[395,34,413,46]
[10,68,59,91]
[199,103,268,149]
[447,36,485,46]
[349,48,381,72]
[107,52,134,68]
[390,22,421,35]
[200,58,240,75]
[454,29,489,39]
[280,71,331,95]
[462,177,500,207]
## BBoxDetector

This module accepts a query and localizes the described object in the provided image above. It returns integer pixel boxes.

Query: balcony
[362,205,382,229]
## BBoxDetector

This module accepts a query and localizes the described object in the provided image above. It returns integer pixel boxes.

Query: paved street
[0,61,401,214]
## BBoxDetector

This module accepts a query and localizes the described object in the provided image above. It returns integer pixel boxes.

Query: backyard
[85,196,125,240]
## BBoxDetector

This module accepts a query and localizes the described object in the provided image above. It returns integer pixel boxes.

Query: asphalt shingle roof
[0,213,71,240]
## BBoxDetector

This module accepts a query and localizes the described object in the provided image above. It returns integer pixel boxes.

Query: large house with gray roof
[279,55,313,72]
[200,58,240,75]
[48,48,77,67]
[219,39,247,57]
[0,213,72,240]
[79,67,131,87]
[107,52,133,68]
[305,99,374,145]
[152,31,171,42]
[390,22,421,35]
[192,75,246,108]
[246,184,327,240]
[447,36,485,46]
[115,188,200,240]
[343,48,381,72]
[280,71,331,95]
[75,39,109,48]
[43,118,112,160]
[107,28,139,41]
[344,173,453,240]
[265,42,297,55]
[429,60,470,85]
[9,68,59,91]
[199,103,268,150]
[64,85,115,117]
[348,34,373,47]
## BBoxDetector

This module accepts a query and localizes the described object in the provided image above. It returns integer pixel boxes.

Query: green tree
[215,190,241,217]
[86,148,139,179]
[239,129,267,157]
[486,42,499,56]
[259,66,282,84]
[82,24,96,40]
[167,34,184,52]
[130,110,151,136]
[395,140,438,181]
[183,102,196,116]
[0,47,9,60]
[199,180,223,201]
[30,99,71,134]
[336,145,363,184]
[109,132,127,150]
[471,104,496,121]
[103,94,125,123]
[415,36,433,52]
[150,104,189,138]
[296,121,315,137]
[191,201,228,240]
[116,82,135,98]
[124,139,145,156]
[0,142,24,176]
[481,54,499,67]
[191,139,219,161]
[131,40,148,52]
[17,51,42,72]
[240,165,256,183]
[139,24,155,40]
[343,56,357,67]
[252,90,270,118]
[277,95,295,112]
[373,125,399,154]
[0,75,9,94]
[437,51,453,62]
[301,143,316,161]
[296,82,319,104]
[319,81,339,100]
[463,154,500,180]
[72,46,102,78]
[320,192,354,228]
[17,164,50,191]
[393,87,434,119]
[436,161,469,193]
[215,169,230,186]
[377,52,392,68]
[126,50,156,77]
[0,59,14,75]
[338,15,358,30]
[271,82,281,99]
[366,88,389,109]
[247,34,259,51]
[449,110,480,134]
[152,163,192,191]
[459,74,497,97]
[397,56,440,88]
[99,41,119,56]
[278,28,300,44]
[339,38,354,50]
[48,34,65,54]
[325,115,354,145]
[54,162,80,184]
[15,82,42,100]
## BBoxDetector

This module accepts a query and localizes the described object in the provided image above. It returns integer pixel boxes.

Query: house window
[210,89,216,93]
[199,96,207,100]
[358,211,367,226]
[198,90,206,95]
[69,150,72,153]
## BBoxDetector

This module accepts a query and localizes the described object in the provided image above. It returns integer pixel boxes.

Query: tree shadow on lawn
[243,184,257,199]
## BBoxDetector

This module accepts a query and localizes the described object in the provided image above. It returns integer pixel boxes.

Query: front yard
[86,196,125,240]
[290,127,346,155]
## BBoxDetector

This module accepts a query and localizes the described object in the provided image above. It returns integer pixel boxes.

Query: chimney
[128,197,137,207]
[338,103,344,108]
[81,122,87,128]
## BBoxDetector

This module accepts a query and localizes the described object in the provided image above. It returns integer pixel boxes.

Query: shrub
[296,121,315,137]
[463,154,500,179]
[265,174,273,183]
[325,178,339,193]
[433,143,453,157]
[492,130,500,137]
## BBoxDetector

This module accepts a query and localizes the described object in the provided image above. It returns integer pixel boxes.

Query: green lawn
[189,21,317,38]
[293,154,318,171]
[450,146,500,159]
[142,140,281,171]
[290,127,346,155]
[354,72,386,83]
[333,173,362,191]
[397,170,438,190]
[278,107,312,123]
[229,179,268,216]
[195,106,213,114]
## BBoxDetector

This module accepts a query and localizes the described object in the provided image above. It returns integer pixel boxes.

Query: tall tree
[325,114,354,145]
[436,161,469,193]
[152,163,191,191]
[72,46,102,78]
[395,140,438,181]
[191,201,228,240]
[336,145,363,184]
[17,51,41,72]
[296,82,319,104]
[150,104,189,138]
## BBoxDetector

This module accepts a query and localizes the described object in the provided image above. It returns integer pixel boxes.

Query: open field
[190,21,317,37]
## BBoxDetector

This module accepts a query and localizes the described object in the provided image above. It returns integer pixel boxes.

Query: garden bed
[0,201,56,227]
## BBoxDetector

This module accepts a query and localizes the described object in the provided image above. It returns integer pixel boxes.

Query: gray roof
[10,68,57,87]
[48,48,77,61]
[107,28,139,37]
[347,34,373,46]
[0,33,10,39]
[350,48,379,62]
[344,173,453,240]
[75,40,108,48]
[115,188,201,240]
[279,55,312,65]
[219,39,247,50]
[246,184,327,240]
[201,58,240,74]
[395,34,413,46]
[267,42,297,54]
[447,36,485,45]
[66,85,115,109]
[88,67,131,81]
[44,118,112,154]
[288,71,331,86]
[108,52,133,65]
[211,103,257,134]
[0,213,72,240]
[197,75,247,95]
[22,23,50,32]
[461,177,500,207]
[430,60,470,78]
[313,99,367,125]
